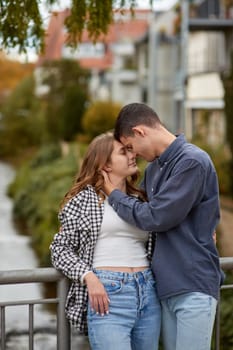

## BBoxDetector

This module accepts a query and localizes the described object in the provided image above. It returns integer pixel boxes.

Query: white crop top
[92,200,149,268]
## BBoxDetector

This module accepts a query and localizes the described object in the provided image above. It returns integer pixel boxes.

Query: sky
[48,0,178,12]
[7,0,177,63]
[137,0,177,10]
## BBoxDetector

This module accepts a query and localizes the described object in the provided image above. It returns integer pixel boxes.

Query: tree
[222,50,233,196]
[0,74,43,157]
[41,59,90,141]
[60,85,87,141]
[0,0,144,53]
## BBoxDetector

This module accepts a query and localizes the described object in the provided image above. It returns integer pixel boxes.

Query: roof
[37,8,151,70]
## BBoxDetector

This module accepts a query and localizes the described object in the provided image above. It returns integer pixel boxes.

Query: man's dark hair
[114,103,161,141]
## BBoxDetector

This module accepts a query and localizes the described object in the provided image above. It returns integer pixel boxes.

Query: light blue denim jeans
[87,268,161,350]
[161,292,218,350]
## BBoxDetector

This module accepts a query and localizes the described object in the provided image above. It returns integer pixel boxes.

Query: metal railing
[0,268,70,350]
[0,258,233,350]
[214,257,233,350]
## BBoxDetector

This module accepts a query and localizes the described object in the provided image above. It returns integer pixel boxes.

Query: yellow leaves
[0,54,34,96]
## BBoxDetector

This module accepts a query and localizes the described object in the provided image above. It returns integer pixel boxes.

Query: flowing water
[0,162,57,348]
[0,161,90,349]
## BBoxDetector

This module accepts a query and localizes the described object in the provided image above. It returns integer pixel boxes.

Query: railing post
[57,276,71,350]
[1,306,6,350]
[29,304,34,350]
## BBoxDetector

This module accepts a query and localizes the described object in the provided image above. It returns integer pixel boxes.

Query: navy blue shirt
[109,134,222,300]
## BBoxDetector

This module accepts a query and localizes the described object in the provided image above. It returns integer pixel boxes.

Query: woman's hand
[84,272,110,315]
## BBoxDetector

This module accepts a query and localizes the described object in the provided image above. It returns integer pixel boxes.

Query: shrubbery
[222,50,233,196]
[8,142,85,266]
[82,100,122,140]
[216,271,233,349]
[192,139,231,196]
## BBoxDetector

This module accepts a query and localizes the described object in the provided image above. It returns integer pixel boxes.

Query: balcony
[189,18,233,31]
[189,0,233,31]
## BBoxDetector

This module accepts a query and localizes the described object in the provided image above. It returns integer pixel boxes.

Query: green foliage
[41,59,90,142]
[0,0,44,52]
[29,143,61,168]
[0,74,44,157]
[60,85,87,141]
[216,271,233,349]
[0,0,140,53]
[82,100,122,139]
[192,139,231,196]
[222,50,233,196]
[8,142,82,266]
[0,59,90,159]
[65,0,113,45]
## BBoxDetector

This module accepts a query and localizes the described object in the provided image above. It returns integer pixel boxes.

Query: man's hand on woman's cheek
[101,170,115,195]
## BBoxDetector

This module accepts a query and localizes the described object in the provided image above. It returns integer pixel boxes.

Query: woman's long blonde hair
[61,132,146,208]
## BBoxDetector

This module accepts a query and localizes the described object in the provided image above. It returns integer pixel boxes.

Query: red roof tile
[37,8,150,70]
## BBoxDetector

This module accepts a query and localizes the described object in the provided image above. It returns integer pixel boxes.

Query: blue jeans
[87,268,161,350]
[161,292,218,350]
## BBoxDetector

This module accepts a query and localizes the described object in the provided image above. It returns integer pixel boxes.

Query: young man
[103,103,223,350]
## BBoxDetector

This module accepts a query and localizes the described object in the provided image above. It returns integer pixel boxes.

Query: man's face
[120,134,156,162]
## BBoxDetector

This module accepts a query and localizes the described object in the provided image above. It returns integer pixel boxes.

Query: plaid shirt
[50,185,154,334]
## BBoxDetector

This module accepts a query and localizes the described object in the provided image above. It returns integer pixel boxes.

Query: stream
[0,161,57,348]
[0,161,90,349]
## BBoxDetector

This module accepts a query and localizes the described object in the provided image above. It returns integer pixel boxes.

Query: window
[62,43,105,59]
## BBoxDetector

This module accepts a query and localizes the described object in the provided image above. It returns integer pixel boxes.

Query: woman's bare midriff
[95,266,148,273]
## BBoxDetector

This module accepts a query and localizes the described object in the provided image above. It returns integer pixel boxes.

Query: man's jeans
[87,268,161,350]
[161,292,218,350]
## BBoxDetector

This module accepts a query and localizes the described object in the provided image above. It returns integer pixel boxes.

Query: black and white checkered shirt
[50,185,154,334]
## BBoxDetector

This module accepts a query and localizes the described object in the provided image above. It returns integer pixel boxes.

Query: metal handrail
[214,257,233,350]
[219,257,233,270]
[0,258,233,350]
[0,267,70,350]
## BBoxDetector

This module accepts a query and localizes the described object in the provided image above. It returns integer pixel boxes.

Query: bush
[192,139,231,196]
[29,143,61,168]
[222,50,233,196]
[82,100,122,139]
[215,271,233,349]
[8,143,82,266]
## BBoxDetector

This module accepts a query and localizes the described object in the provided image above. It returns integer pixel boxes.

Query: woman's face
[107,140,138,178]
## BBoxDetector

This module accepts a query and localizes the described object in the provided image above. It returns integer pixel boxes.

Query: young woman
[50,132,161,350]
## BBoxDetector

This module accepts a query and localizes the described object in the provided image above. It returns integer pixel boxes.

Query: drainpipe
[180,0,189,132]
[148,12,158,111]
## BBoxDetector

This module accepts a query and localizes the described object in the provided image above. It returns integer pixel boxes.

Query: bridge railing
[0,267,70,350]
[214,257,233,350]
[0,257,233,350]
